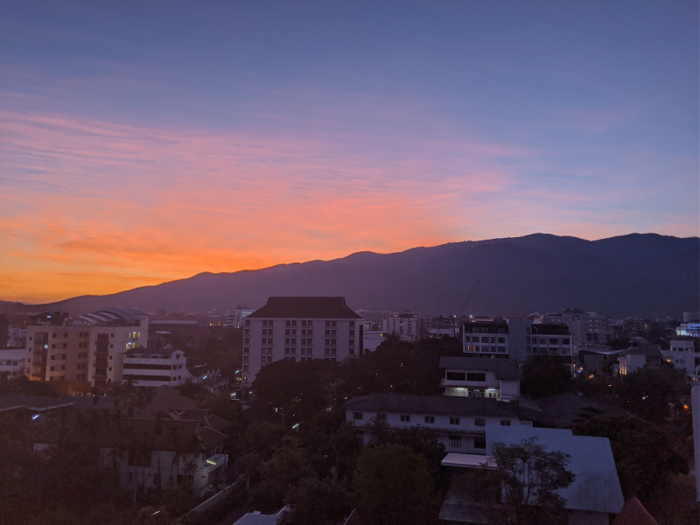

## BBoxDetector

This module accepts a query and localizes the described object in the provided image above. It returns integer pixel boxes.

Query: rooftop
[342,393,523,419]
[486,426,624,514]
[247,297,361,319]
[73,307,148,326]
[0,394,73,413]
[439,357,520,380]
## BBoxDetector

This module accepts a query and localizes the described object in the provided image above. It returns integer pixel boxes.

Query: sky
[0,1,698,304]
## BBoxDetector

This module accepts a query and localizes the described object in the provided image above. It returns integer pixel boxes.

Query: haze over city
[1,1,697,304]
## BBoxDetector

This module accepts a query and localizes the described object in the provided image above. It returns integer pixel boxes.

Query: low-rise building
[343,393,532,454]
[0,348,28,378]
[661,339,696,378]
[438,425,625,525]
[439,357,520,401]
[618,342,664,375]
[122,348,191,387]
[34,402,230,496]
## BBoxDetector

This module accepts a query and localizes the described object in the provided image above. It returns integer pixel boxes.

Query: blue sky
[0,0,697,302]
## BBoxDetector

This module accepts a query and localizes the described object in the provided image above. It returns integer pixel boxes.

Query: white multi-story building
[0,349,28,378]
[439,356,520,401]
[7,327,27,349]
[122,348,191,387]
[224,306,253,329]
[662,339,696,378]
[344,393,532,454]
[382,312,420,342]
[241,297,362,386]
[26,308,149,388]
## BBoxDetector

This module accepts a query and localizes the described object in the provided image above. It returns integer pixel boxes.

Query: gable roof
[625,344,663,358]
[486,426,624,514]
[342,393,522,419]
[611,497,658,525]
[34,416,228,453]
[0,394,73,413]
[439,357,520,380]
[247,297,361,319]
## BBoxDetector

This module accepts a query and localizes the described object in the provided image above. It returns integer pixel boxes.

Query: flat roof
[486,426,624,514]
[441,452,496,469]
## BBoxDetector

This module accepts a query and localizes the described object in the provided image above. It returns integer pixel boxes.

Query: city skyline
[1,1,697,303]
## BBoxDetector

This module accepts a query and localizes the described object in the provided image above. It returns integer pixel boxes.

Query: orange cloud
[1,104,694,304]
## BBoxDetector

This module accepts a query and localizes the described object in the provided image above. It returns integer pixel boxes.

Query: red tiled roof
[247,297,361,319]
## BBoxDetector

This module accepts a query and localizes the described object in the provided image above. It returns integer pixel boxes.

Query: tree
[615,365,688,423]
[253,360,335,423]
[573,415,688,499]
[280,478,350,525]
[352,444,436,525]
[474,438,576,525]
[521,356,572,399]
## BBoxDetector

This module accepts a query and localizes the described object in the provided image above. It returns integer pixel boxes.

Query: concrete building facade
[242,297,362,386]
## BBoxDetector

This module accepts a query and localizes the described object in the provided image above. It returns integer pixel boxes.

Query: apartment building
[26,308,149,387]
[241,297,362,386]
[343,393,532,454]
[439,356,520,401]
[382,312,420,342]
[462,318,573,365]
[122,348,190,387]
[224,306,253,328]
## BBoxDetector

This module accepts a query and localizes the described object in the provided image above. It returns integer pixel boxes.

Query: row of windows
[464,336,506,344]
[445,372,486,382]
[527,337,570,345]
[465,345,507,353]
[356,412,510,427]
[254,320,356,328]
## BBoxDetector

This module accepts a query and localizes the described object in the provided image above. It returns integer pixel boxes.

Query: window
[474,418,485,427]
[474,438,486,449]
[500,419,512,426]
[424,416,435,424]
[446,372,466,381]
[350,321,355,327]
[376,413,387,421]
[466,372,486,382]
[400,414,411,422]
[498,337,505,343]
[449,436,462,448]
[353,412,363,420]
[449,417,460,425]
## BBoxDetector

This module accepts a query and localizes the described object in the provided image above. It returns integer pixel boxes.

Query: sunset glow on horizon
[1,1,697,304]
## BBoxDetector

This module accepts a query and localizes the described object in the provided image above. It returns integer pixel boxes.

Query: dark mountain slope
[5,233,698,318]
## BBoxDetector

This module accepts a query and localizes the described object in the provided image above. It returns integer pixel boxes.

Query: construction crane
[456,279,481,319]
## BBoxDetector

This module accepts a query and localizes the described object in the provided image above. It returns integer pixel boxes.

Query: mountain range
[2,233,698,319]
